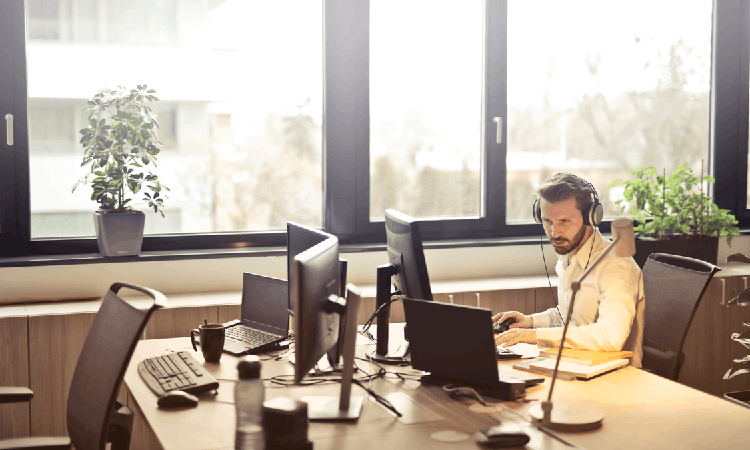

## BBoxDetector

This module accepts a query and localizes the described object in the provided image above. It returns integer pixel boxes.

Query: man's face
[540,197,590,255]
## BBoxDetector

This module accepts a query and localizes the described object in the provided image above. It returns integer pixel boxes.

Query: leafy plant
[609,163,739,245]
[72,85,169,216]
[724,290,750,380]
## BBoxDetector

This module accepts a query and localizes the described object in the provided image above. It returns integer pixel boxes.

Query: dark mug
[191,323,225,362]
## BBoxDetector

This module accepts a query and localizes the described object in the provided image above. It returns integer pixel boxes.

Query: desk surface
[124,328,750,450]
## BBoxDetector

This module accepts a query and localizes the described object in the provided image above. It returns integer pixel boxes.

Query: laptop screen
[241,273,289,335]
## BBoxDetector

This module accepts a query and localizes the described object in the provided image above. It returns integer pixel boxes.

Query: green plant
[724,290,750,381]
[72,85,169,216]
[609,164,739,245]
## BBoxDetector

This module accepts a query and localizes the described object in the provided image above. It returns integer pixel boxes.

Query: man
[494,172,644,368]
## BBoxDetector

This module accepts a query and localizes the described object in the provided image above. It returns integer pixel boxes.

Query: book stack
[513,348,633,380]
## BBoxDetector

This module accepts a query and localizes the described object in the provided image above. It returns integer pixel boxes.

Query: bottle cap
[237,355,261,379]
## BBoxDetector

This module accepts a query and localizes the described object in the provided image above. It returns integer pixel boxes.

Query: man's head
[535,173,598,255]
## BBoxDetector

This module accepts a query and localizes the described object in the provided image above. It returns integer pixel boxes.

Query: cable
[540,230,563,323]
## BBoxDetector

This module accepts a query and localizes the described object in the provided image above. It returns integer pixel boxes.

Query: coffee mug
[191,323,225,362]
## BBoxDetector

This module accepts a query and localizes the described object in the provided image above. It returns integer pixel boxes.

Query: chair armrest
[0,387,33,404]
[0,437,71,450]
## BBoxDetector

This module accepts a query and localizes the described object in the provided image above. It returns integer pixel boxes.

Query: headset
[532,176,603,227]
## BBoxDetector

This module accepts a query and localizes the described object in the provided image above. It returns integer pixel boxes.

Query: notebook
[513,357,629,380]
[402,298,544,396]
[538,348,633,366]
[222,273,289,355]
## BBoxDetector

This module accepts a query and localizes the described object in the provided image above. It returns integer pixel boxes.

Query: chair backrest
[642,252,719,381]
[66,282,166,450]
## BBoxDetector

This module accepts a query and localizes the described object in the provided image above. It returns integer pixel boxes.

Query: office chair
[641,253,720,381]
[0,282,166,450]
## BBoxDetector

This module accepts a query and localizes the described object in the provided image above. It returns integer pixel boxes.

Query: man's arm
[535,258,641,351]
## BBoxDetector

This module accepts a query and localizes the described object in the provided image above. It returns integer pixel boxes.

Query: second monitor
[372,209,433,364]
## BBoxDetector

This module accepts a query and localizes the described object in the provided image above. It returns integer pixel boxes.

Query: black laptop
[223,273,289,355]
[403,298,544,399]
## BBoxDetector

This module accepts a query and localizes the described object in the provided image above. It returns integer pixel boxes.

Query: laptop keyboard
[226,324,279,347]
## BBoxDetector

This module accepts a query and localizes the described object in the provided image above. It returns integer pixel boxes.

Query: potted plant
[723,290,750,409]
[609,163,739,267]
[72,85,169,257]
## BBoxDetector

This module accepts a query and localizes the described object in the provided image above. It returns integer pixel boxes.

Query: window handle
[5,114,12,146]
[493,117,502,144]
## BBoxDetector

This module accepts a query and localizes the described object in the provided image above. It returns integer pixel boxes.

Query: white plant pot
[93,210,146,257]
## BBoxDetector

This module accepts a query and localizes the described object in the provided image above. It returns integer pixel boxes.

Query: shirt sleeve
[535,258,640,351]
[530,307,563,329]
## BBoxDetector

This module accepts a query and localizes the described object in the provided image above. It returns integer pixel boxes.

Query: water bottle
[235,355,265,450]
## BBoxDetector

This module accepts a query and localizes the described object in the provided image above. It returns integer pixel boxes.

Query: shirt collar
[571,228,603,270]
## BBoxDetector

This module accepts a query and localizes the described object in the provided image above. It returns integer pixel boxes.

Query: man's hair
[537,172,595,214]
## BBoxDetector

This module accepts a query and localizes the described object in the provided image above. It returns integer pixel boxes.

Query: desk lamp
[529,218,636,431]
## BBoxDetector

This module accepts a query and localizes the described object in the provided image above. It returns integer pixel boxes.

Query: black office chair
[641,253,720,381]
[0,282,166,450]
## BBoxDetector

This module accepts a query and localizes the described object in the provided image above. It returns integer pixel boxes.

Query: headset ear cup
[533,199,541,224]
[592,200,604,227]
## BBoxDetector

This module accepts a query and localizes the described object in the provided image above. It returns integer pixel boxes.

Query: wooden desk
[123,330,750,450]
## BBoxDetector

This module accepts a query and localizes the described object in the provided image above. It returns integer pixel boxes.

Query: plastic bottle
[235,355,265,450]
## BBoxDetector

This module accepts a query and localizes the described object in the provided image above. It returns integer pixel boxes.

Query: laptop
[403,298,544,400]
[222,273,289,355]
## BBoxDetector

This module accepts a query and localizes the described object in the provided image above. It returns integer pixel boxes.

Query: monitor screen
[385,209,433,301]
[292,236,341,383]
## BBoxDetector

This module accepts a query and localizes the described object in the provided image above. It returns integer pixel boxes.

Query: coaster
[430,430,470,442]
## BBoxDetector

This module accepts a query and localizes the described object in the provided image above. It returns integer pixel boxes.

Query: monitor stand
[302,286,364,421]
[367,264,411,365]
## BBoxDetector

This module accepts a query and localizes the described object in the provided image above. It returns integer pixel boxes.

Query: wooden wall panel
[143,306,218,340]
[0,312,29,439]
[217,305,241,325]
[728,276,750,394]
[534,286,557,314]
[679,278,732,396]
[28,312,96,437]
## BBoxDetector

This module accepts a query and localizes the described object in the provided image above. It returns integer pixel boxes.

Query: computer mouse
[493,318,516,334]
[475,424,530,448]
[157,390,199,408]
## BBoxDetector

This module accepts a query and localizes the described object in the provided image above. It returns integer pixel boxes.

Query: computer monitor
[372,209,433,364]
[287,222,348,368]
[292,236,363,420]
[287,222,331,314]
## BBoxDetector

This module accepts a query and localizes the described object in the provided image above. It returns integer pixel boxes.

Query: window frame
[1,0,748,259]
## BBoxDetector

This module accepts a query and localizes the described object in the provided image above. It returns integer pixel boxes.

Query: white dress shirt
[530,228,645,368]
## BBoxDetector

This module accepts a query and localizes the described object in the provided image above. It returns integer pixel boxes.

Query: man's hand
[492,311,533,329]
[495,328,537,347]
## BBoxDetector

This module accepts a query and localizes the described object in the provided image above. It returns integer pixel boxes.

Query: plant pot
[94,210,145,257]
[632,236,719,269]
[724,390,750,409]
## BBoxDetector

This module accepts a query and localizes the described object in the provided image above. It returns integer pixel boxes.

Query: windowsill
[0,235,545,269]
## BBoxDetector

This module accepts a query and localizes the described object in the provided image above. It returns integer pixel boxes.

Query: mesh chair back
[67,283,166,450]
[642,253,719,380]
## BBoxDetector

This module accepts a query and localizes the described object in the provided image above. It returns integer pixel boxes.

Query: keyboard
[226,325,280,347]
[496,346,522,360]
[137,351,219,397]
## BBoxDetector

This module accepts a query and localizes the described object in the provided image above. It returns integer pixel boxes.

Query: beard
[551,223,587,255]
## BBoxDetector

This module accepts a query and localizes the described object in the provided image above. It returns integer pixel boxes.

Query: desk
[123,326,750,450]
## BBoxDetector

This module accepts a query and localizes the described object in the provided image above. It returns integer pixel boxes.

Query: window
[507,0,712,222]
[1,0,748,257]
[369,0,483,220]
[23,0,324,240]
